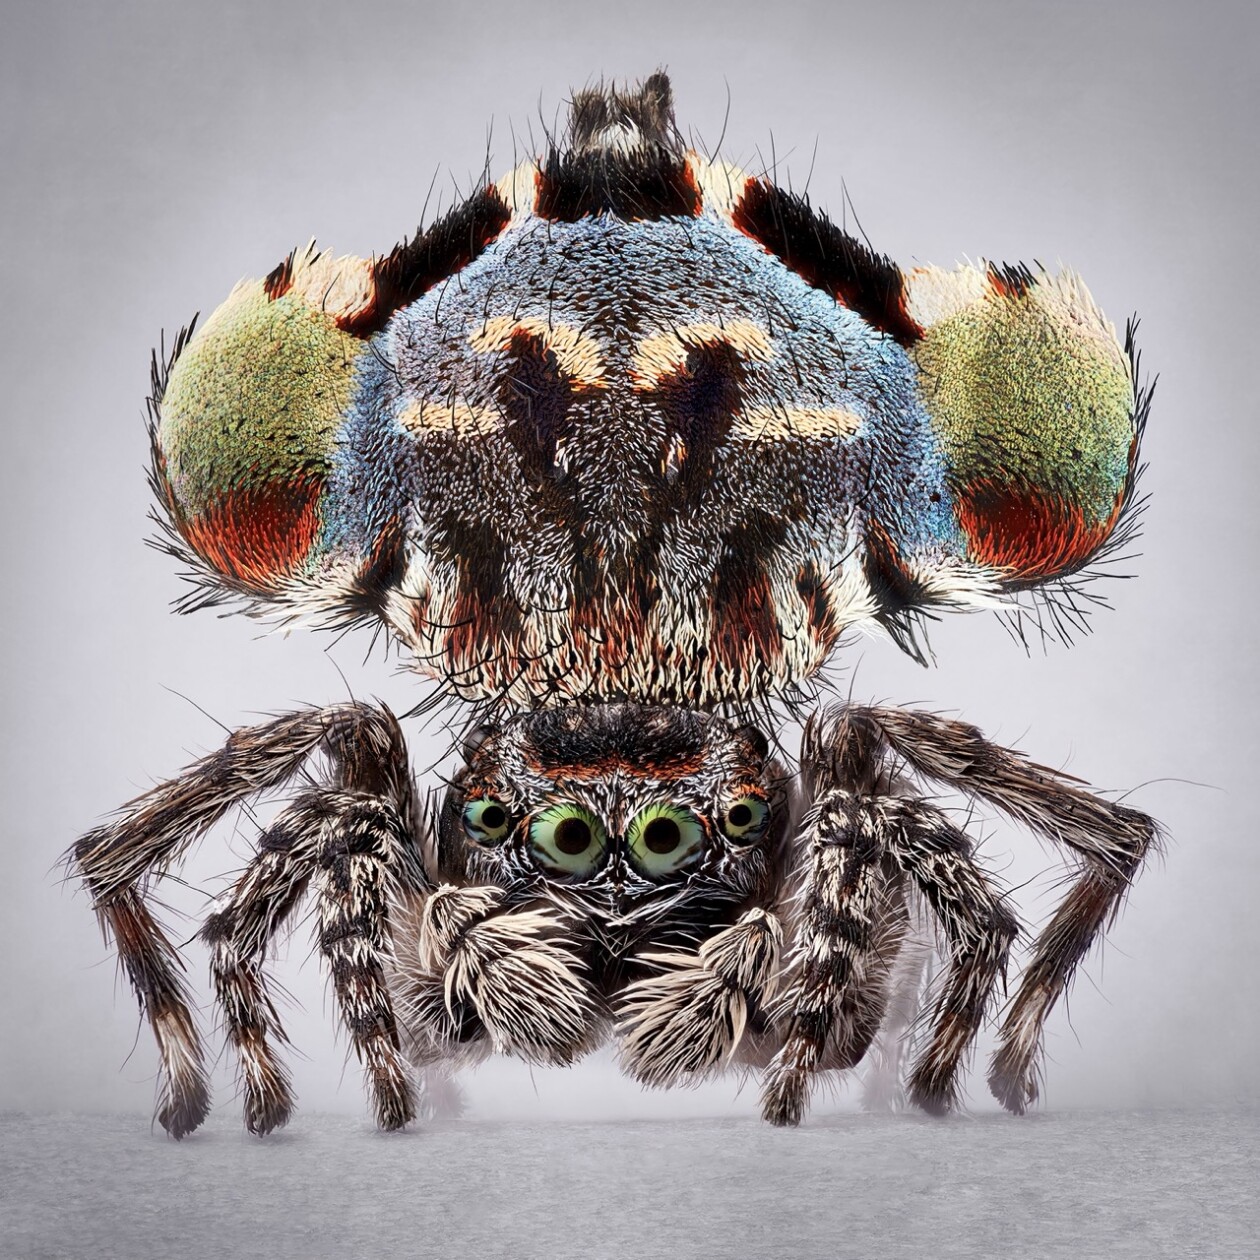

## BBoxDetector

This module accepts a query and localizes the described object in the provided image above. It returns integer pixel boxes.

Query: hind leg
[861,905,934,1112]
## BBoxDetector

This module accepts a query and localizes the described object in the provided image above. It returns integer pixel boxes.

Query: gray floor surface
[2,1108,1255,1260]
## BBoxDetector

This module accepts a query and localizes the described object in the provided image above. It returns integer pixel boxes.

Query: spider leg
[770,707,1015,1121]
[988,863,1143,1113]
[415,1065,467,1122]
[392,885,599,1067]
[208,787,426,1133]
[313,791,425,1131]
[616,908,783,1087]
[93,888,209,1138]
[71,702,421,1137]
[200,794,325,1135]
[852,705,1159,1113]
[760,790,892,1127]
[882,797,1018,1115]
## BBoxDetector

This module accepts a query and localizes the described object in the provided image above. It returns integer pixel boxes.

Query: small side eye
[722,796,769,843]
[529,804,609,877]
[627,803,705,876]
[463,797,511,844]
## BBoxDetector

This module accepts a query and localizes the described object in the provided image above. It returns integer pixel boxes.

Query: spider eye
[627,803,705,876]
[722,796,769,843]
[529,804,608,877]
[463,797,511,844]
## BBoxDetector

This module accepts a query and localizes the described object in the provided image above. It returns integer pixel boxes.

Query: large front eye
[627,803,705,876]
[529,804,608,877]
[722,796,769,843]
[463,797,511,845]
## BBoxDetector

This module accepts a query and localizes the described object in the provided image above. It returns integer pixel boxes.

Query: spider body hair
[73,72,1159,1135]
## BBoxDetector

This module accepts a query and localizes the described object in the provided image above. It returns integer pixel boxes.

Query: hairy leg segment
[616,908,784,1086]
[853,706,1159,1111]
[72,703,427,1137]
[771,704,1157,1120]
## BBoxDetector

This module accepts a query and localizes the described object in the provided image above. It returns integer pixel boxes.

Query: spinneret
[74,72,1158,1136]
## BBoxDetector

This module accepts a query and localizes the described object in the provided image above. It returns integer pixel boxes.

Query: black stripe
[649,338,745,508]
[498,329,577,477]
[535,148,700,222]
[340,186,512,337]
[732,180,921,346]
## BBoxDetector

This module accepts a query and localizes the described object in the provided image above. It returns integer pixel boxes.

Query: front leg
[313,791,424,1131]
[392,885,599,1067]
[760,791,893,1126]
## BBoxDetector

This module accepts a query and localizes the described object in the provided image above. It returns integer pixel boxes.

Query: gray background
[2,0,1256,1134]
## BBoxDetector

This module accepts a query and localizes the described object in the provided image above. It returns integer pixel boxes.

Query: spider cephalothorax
[74,72,1158,1137]
[437,704,789,918]
[389,703,793,1083]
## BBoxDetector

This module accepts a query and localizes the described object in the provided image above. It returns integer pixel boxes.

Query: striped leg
[883,798,1018,1115]
[71,702,420,1137]
[314,793,425,1131]
[760,791,888,1127]
[99,889,209,1138]
[852,706,1158,1112]
[617,909,783,1086]
[988,857,1144,1112]
[200,795,327,1135]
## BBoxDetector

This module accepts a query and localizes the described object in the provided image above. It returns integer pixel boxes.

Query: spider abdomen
[153,87,1144,709]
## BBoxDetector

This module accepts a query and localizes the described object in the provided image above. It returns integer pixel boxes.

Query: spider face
[438,704,789,929]
[73,72,1159,1139]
